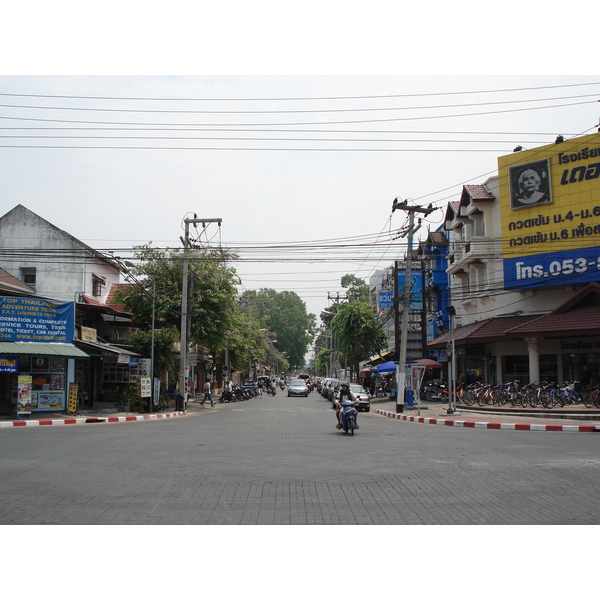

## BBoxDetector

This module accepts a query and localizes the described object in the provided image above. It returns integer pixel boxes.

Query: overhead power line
[0,80,598,101]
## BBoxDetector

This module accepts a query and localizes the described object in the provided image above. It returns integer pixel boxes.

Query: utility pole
[392,198,435,413]
[179,216,222,410]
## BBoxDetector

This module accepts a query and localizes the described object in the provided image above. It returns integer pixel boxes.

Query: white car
[348,383,371,412]
[332,383,371,412]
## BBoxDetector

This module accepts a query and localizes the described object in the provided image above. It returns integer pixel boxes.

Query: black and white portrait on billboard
[509,158,552,209]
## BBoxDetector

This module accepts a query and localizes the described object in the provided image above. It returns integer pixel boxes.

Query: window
[102,357,131,383]
[20,267,36,289]
[92,274,106,297]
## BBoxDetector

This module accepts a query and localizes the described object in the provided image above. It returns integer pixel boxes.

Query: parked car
[287,379,309,397]
[332,383,371,412]
[349,383,371,412]
[326,379,343,402]
[320,378,334,397]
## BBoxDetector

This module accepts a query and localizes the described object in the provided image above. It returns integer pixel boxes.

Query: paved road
[1,391,599,524]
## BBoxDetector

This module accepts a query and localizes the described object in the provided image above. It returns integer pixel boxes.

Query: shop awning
[0,342,90,358]
[74,339,140,357]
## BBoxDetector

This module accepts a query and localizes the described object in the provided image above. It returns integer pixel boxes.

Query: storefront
[429,283,600,385]
[0,295,90,416]
[74,337,142,407]
[0,342,89,416]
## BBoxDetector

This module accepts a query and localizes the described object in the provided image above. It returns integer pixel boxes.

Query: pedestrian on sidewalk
[201,380,214,407]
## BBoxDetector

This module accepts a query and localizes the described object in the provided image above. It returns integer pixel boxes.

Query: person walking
[201,380,214,407]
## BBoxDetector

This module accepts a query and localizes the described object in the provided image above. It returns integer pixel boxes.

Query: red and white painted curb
[0,410,188,428]
[376,409,600,433]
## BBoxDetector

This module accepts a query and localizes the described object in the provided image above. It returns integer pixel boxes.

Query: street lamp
[124,260,156,413]
[150,277,155,413]
[447,305,456,415]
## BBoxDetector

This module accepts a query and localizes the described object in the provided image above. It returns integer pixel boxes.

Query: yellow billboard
[498,132,600,289]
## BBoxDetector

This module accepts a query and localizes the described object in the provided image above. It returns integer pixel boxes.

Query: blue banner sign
[0,356,18,372]
[0,296,75,342]
[504,246,600,289]
[397,271,423,310]
[378,291,394,308]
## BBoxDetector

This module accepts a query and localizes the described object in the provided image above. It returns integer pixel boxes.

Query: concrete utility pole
[179,216,222,410]
[392,198,435,413]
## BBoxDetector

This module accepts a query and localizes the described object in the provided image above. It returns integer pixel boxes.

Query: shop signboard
[17,374,32,415]
[499,132,600,290]
[378,291,394,309]
[137,377,151,398]
[0,296,75,342]
[67,382,79,414]
[0,356,17,372]
[396,271,423,309]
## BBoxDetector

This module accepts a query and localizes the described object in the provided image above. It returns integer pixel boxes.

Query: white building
[0,204,122,304]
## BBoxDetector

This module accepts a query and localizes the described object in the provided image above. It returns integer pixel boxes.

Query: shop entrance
[562,353,600,388]
[0,372,15,415]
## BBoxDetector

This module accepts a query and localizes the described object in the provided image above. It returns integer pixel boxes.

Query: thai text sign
[498,132,600,289]
[378,291,394,308]
[0,296,75,342]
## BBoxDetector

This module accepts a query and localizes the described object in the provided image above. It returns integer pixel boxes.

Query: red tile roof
[104,283,132,313]
[507,310,600,336]
[430,284,600,346]
[462,184,496,202]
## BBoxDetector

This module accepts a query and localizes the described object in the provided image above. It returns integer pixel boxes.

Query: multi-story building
[0,204,122,304]
[0,205,143,415]
[430,131,600,385]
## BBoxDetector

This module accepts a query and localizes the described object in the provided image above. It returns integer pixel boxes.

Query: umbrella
[412,358,442,369]
[375,361,398,373]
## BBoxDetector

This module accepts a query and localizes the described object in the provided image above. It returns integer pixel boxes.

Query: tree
[340,274,370,303]
[128,328,179,378]
[243,289,315,370]
[332,302,387,380]
[114,244,241,357]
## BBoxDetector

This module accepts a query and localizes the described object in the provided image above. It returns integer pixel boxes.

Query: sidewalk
[371,396,600,432]
[0,398,211,428]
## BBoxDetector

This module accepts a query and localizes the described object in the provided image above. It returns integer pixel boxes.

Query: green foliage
[313,348,331,376]
[242,289,315,369]
[113,244,240,353]
[332,301,387,378]
[340,274,370,303]
[129,328,178,377]
[114,384,139,409]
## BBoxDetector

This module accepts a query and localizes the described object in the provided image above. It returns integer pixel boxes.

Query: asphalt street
[1,391,599,525]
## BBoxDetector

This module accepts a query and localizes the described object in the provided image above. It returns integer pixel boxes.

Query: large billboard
[0,296,75,342]
[397,270,423,309]
[499,132,600,289]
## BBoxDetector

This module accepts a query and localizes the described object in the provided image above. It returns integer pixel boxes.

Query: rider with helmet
[335,382,358,429]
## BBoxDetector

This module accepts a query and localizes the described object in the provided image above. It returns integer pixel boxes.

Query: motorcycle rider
[335,382,358,429]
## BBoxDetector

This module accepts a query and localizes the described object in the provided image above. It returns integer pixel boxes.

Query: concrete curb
[375,408,600,433]
[0,410,188,428]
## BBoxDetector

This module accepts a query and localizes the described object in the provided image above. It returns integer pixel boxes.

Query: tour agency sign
[498,131,600,290]
[0,296,75,342]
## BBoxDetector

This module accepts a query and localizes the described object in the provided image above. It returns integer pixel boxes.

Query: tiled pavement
[3,395,600,432]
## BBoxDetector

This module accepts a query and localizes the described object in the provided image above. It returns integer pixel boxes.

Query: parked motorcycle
[421,383,448,403]
[219,389,236,403]
[339,399,359,436]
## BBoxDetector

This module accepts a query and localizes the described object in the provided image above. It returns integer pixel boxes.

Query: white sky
[2,73,598,320]
[2,1,593,593]
[1,2,598,323]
